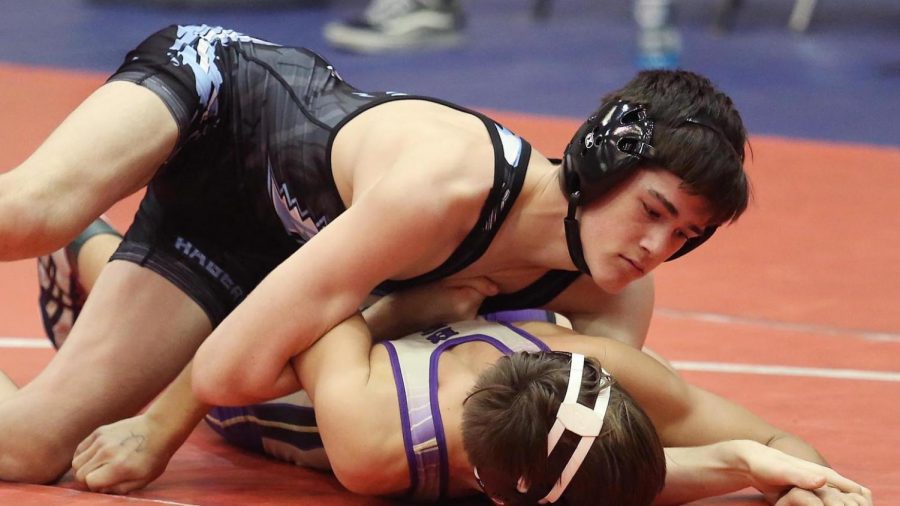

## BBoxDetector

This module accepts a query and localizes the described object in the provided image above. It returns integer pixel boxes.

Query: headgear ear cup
[559,101,656,274]
[559,102,656,206]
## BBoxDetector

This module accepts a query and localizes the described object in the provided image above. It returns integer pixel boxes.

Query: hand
[422,276,500,322]
[366,277,499,340]
[71,413,178,494]
[770,485,873,506]
[733,441,871,505]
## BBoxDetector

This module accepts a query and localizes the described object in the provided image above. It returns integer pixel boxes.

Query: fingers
[73,430,100,463]
[99,478,151,495]
[443,277,499,297]
[815,485,872,506]
[72,429,147,490]
[75,447,152,493]
[818,467,872,498]
[773,485,873,506]
[72,437,104,482]
[781,466,827,491]
[774,487,823,506]
[83,463,150,494]
[769,450,871,502]
[73,442,107,485]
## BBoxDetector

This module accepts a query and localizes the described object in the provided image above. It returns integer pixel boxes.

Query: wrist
[145,400,209,447]
[714,440,763,480]
[362,296,400,341]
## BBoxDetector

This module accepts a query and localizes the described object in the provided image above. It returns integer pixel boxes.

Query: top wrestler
[1,23,747,491]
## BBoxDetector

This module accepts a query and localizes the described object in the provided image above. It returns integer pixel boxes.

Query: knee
[0,443,70,484]
[0,172,72,260]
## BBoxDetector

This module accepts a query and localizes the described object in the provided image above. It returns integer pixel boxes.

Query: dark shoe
[324,0,464,54]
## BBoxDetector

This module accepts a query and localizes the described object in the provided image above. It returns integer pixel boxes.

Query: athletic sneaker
[323,0,464,54]
[37,217,120,349]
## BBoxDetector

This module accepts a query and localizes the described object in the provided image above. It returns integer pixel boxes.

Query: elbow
[0,175,73,259]
[333,458,385,496]
[191,366,222,405]
[191,351,264,406]
[191,358,228,405]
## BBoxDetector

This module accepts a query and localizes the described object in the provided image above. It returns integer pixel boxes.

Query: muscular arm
[656,441,867,506]
[291,314,405,495]
[72,363,210,494]
[548,274,655,348]
[556,334,869,503]
[192,141,487,406]
[552,333,834,471]
[71,311,378,495]
[637,348,827,466]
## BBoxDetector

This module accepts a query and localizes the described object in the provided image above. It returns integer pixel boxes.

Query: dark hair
[462,352,666,506]
[601,70,750,225]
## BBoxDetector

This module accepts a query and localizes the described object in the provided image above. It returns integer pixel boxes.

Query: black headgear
[559,101,717,274]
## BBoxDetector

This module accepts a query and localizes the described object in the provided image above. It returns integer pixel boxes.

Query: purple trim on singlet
[482,309,553,324]
[428,334,518,498]
[383,321,548,501]
[498,321,553,352]
[382,340,419,496]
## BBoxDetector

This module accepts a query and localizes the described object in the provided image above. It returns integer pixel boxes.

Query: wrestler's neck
[481,154,573,272]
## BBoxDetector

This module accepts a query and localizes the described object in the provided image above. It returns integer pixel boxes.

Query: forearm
[192,282,355,404]
[655,442,755,505]
[765,432,828,467]
[144,362,211,451]
[361,294,423,341]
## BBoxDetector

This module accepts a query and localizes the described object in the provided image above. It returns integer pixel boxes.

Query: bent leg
[77,233,124,293]
[0,261,211,483]
[0,81,177,260]
[38,217,123,348]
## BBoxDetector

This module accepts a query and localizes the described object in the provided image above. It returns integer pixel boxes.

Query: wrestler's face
[578,168,713,293]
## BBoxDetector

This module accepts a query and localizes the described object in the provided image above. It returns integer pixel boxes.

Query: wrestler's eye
[642,201,661,220]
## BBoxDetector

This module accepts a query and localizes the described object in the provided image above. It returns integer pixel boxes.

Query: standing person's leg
[323,0,465,54]
[634,0,681,70]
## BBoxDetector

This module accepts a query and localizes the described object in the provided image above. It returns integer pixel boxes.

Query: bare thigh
[0,260,212,481]
[1,81,177,259]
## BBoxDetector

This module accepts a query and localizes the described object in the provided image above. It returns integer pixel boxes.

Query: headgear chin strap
[564,201,591,274]
[537,353,611,504]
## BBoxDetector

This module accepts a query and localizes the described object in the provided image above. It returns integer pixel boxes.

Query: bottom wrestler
[20,220,870,505]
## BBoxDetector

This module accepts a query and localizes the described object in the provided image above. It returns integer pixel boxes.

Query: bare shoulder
[332,99,496,204]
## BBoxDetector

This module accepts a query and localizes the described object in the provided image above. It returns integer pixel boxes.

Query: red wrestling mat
[2,64,898,504]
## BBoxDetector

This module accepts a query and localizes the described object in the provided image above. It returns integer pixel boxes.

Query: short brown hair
[602,70,750,225]
[462,352,665,506]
